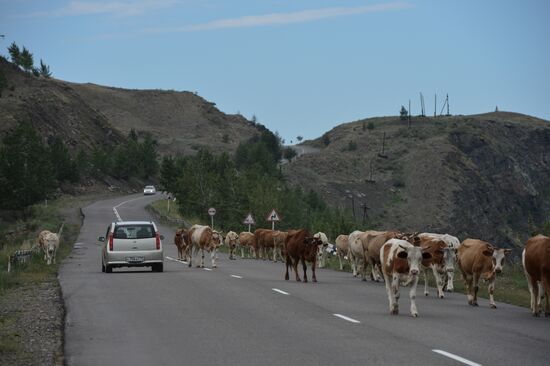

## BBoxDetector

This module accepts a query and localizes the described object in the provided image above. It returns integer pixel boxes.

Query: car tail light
[109,233,114,251]
[156,232,161,250]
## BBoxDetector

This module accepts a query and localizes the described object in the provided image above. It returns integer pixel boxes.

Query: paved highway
[59,194,550,366]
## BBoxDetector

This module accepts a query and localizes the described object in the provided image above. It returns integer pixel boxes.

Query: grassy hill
[282,113,550,250]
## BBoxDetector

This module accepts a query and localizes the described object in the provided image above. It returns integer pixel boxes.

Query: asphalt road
[59,194,550,366]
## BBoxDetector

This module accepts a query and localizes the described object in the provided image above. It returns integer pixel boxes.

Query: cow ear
[482,250,493,257]
[422,252,432,260]
[397,251,408,259]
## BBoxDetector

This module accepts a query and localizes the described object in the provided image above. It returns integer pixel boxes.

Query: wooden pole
[408,99,411,128]
[434,94,437,117]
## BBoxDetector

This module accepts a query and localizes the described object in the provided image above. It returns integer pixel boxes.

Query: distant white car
[143,185,156,195]
[99,221,164,273]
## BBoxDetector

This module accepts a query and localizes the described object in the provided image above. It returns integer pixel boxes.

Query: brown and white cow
[273,231,288,262]
[418,235,455,298]
[284,229,323,282]
[457,239,512,308]
[419,232,460,291]
[38,230,60,265]
[522,234,550,316]
[188,225,223,268]
[365,231,404,282]
[335,234,349,270]
[174,228,190,261]
[314,232,330,268]
[224,231,239,260]
[380,239,432,317]
[238,231,256,258]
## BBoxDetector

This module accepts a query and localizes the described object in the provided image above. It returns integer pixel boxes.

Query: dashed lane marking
[432,350,482,366]
[333,314,361,324]
[165,256,188,264]
[230,275,243,279]
[272,288,290,295]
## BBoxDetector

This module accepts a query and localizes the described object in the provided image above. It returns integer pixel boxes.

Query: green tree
[0,123,53,209]
[400,105,408,120]
[0,69,7,98]
[160,156,178,193]
[7,42,21,65]
[39,59,52,78]
[139,133,159,178]
[19,47,34,73]
[49,137,78,182]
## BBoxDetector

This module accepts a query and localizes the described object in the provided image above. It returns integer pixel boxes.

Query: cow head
[304,237,323,246]
[211,231,223,248]
[397,244,432,276]
[483,246,512,274]
[443,247,456,273]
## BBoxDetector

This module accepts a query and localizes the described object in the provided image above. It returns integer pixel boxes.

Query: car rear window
[113,225,155,239]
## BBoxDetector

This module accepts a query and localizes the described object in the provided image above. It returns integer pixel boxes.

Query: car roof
[113,221,156,226]
[145,185,155,188]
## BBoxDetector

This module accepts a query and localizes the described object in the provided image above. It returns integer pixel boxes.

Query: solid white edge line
[333,314,361,324]
[113,196,150,222]
[272,288,290,295]
[432,350,482,366]
[230,275,243,278]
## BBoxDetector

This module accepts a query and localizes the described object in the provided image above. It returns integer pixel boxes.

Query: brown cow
[457,239,512,308]
[365,231,404,282]
[284,229,323,282]
[380,239,432,317]
[335,234,349,270]
[522,234,550,316]
[254,229,278,260]
[224,231,239,260]
[273,231,288,262]
[188,225,223,268]
[174,228,190,261]
[238,231,256,258]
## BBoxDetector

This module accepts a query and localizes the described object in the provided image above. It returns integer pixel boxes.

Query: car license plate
[126,256,144,263]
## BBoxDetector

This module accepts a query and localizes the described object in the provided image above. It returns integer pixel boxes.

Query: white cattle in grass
[38,230,60,265]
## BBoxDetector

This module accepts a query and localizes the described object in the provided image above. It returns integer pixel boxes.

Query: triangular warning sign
[266,209,280,222]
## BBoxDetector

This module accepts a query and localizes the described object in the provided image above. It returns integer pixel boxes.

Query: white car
[99,221,164,273]
[143,185,156,195]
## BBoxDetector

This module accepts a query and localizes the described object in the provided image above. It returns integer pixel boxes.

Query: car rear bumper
[105,250,163,267]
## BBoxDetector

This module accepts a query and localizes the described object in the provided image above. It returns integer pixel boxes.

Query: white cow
[418,233,460,291]
[334,234,349,270]
[314,232,330,268]
[380,239,432,317]
[38,230,60,265]
[188,225,222,268]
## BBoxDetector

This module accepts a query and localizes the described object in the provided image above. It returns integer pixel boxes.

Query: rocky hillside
[282,113,550,250]
[0,58,259,157]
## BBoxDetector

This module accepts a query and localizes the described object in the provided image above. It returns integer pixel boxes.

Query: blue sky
[2,0,549,143]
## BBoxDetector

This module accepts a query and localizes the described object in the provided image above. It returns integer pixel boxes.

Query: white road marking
[165,256,188,264]
[333,314,361,324]
[112,196,149,222]
[272,288,290,295]
[203,268,213,271]
[230,275,243,279]
[432,350,482,366]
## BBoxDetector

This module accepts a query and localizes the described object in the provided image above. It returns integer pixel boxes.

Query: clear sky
[2,0,549,143]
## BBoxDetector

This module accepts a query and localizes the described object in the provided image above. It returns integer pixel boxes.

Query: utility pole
[446,93,450,116]
[434,94,437,117]
[408,99,411,128]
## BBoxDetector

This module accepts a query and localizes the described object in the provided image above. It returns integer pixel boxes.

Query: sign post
[243,213,255,232]
[208,207,216,229]
[266,208,281,230]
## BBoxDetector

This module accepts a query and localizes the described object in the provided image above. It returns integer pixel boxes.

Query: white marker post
[266,209,281,231]
[243,213,255,232]
[208,207,216,229]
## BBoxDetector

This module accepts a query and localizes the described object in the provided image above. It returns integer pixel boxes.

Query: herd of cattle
[174,225,550,318]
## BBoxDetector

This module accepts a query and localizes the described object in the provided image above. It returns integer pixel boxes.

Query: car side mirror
[98,236,105,242]
[160,235,165,240]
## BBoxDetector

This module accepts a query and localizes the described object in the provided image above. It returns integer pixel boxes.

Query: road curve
[59,194,550,366]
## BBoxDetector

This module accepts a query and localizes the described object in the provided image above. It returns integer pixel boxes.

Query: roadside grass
[0,196,82,359]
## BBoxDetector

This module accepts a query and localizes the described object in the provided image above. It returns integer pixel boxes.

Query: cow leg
[391,273,400,315]
[188,246,193,267]
[211,249,217,268]
[284,255,290,281]
[383,272,395,315]
[540,276,550,316]
[423,268,430,296]
[433,268,445,299]
[338,254,344,271]
[410,275,420,317]
[312,259,317,283]
[360,259,367,282]
[464,273,475,306]
[293,257,301,282]
[472,273,480,306]
[488,276,497,309]
[446,270,455,292]
[198,248,205,268]
[302,258,308,283]
[524,269,539,316]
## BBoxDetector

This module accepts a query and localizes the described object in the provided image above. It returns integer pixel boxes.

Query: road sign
[266,209,280,222]
[243,214,255,225]
[208,207,216,216]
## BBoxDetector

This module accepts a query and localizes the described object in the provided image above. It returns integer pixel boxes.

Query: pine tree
[19,47,34,73]
[0,69,7,98]
[39,59,52,78]
[7,42,21,65]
